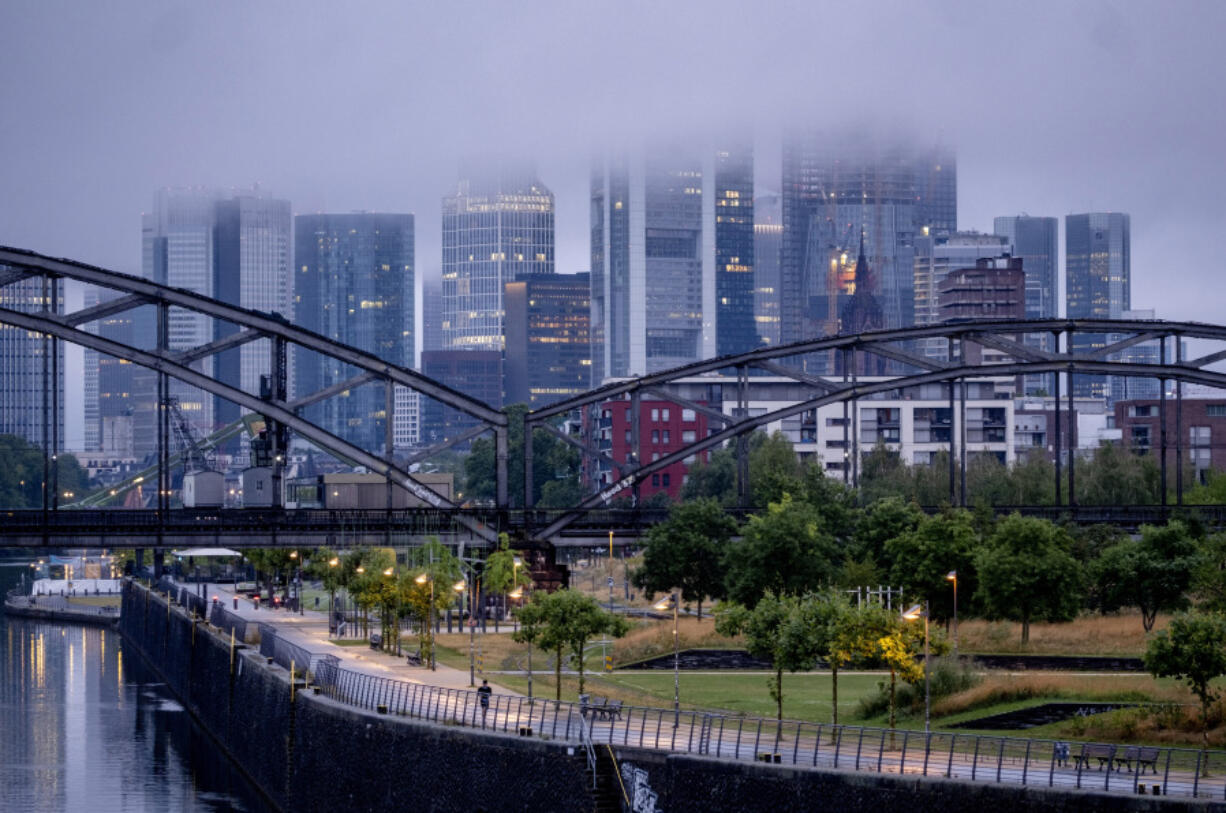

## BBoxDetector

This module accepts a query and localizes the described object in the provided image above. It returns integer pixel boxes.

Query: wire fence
[258,623,317,679]
[310,661,1226,802]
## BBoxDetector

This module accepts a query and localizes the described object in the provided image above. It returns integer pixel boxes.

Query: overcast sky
[2,1,1224,356]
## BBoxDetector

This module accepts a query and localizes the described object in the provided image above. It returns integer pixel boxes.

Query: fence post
[996,738,1006,783]
[1022,739,1032,786]
[876,729,886,774]
[1194,751,1203,798]
[793,722,802,765]
[753,719,763,760]
[854,727,865,771]
[972,736,981,781]
[899,730,910,775]
[1162,749,1172,797]
[834,727,844,769]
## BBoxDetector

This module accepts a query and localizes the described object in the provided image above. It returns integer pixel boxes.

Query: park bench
[1117,746,1160,774]
[405,649,423,666]
[579,695,623,721]
[1075,743,1116,771]
[369,632,382,651]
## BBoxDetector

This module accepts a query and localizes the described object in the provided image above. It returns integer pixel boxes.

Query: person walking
[477,679,492,724]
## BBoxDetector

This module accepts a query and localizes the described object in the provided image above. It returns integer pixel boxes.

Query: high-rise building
[419,350,502,445]
[141,187,291,446]
[1110,308,1162,404]
[780,132,955,352]
[913,232,1011,361]
[294,213,414,452]
[81,288,101,451]
[503,273,591,406]
[392,386,420,449]
[441,161,554,351]
[421,277,444,354]
[590,141,754,382]
[1066,212,1130,398]
[0,273,64,448]
[753,193,782,347]
[993,215,1059,395]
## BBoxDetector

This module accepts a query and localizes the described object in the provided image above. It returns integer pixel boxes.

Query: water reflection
[0,560,269,812]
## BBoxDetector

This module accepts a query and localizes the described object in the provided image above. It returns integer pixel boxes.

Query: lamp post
[945,570,958,655]
[453,577,472,685]
[902,602,930,733]
[328,557,339,636]
[653,592,680,727]
[415,572,436,671]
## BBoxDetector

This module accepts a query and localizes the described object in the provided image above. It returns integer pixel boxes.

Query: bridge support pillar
[1160,339,1168,511]
[1176,336,1184,505]
[1067,364,1076,511]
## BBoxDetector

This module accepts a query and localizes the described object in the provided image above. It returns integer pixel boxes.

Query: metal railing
[310,661,1226,802]
[209,603,248,643]
[257,623,317,679]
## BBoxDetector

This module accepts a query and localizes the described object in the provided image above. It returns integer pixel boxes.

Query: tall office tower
[1066,212,1130,398]
[96,289,141,457]
[504,273,591,406]
[590,141,754,381]
[1110,308,1161,404]
[913,232,1011,361]
[753,193,782,347]
[141,187,292,445]
[780,131,955,353]
[0,272,64,448]
[294,213,414,452]
[421,277,444,354]
[392,386,420,449]
[713,143,757,357]
[419,350,502,445]
[441,161,554,351]
[81,288,101,451]
[993,215,1059,395]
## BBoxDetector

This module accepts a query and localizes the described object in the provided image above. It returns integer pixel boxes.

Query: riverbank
[3,593,120,625]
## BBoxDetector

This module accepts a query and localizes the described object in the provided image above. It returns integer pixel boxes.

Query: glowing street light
[415,572,436,670]
[453,577,475,686]
[945,570,958,655]
[902,602,930,733]
[653,592,680,727]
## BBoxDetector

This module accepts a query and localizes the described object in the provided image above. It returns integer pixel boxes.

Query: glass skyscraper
[441,162,554,350]
[0,273,64,448]
[141,188,291,445]
[294,213,414,452]
[503,273,591,406]
[590,142,754,382]
[780,133,955,351]
[1066,212,1130,398]
[753,193,782,347]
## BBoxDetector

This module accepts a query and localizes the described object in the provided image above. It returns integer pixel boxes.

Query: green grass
[330,638,369,647]
[67,595,121,607]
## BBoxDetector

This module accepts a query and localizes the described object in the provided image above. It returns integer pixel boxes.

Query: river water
[0,555,271,812]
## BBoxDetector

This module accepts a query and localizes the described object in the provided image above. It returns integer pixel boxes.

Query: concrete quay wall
[119,581,1224,812]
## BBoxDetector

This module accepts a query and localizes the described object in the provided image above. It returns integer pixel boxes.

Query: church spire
[855,230,868,285]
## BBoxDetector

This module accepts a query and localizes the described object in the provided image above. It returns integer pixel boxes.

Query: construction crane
[166,396,214,474]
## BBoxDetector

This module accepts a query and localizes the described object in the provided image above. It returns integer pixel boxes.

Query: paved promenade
[178,579,518,695]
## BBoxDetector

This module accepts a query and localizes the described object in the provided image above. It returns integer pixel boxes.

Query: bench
[369,633,383,650]
[1075,744,1116,771]
[1117,746,1160,774]
[405,649,423,666]
[579,695,623,721]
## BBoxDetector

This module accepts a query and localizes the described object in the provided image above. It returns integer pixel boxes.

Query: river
[0,555,271,812]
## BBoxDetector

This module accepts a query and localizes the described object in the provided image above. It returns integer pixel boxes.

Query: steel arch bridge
[3,245,1226,551]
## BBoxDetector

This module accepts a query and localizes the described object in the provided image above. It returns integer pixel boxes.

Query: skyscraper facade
[141,188,291,441]
[913,232,1011,361]
[0,274,64,448]
[590,142,754,382]
[294,213,414,452]
[503,273,591,406]
[1066,212,1130,398]
[753,193,782,347]
[993,215,1058,321]
[441,162,554,350]
[780,133,955,353]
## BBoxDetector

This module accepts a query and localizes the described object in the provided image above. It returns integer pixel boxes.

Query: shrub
[855,656,982,719]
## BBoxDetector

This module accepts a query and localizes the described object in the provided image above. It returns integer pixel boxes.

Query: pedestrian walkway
[179,579,517,695]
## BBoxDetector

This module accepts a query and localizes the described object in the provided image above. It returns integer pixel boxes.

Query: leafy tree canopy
[723,493,841,606]
[632,497,738,618]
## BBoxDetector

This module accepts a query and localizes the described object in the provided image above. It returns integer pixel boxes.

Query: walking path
[177,579,517,695]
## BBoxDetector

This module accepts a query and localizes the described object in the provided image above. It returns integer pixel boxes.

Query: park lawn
[330,639,368,647]
[67,595,120,607]
[955,612,1168,657]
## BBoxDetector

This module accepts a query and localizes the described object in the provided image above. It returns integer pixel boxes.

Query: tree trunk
[831,663,839,727]
[578,646,586,696]
[697,598,702,621]
[888,666,897,730]
[554,645,563,701]
[776,667,783,725]
[1142,606,1156,632]
[1021,612,1030,645]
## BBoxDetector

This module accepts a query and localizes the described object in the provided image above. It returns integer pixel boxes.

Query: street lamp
[415,572,436,671]
[902,602,930,733]
[289,550,302,614]
[328,557,339,636]
[945,570,958,655]
[653,592,680,727]
[453,577,473,686]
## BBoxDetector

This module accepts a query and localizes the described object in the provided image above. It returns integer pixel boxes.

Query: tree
[632,498,738,619]
[1144,611,1226,748]
[1192,532,1226,613]
[1076,442,1161,505]
[787,592,854,726]
[796,466,860,544]
[679,446,737,504]
[0,434,91,508]
[975,514,1082,644]
[716,592,813,723]
[886,508,980,623]
[723,493,840,606]
[749,431,804,506]
[852,496,924,566]
[1092,520,1202,631]
[518,590,627,700]
[463,404,581,507]
[482,533,531,631]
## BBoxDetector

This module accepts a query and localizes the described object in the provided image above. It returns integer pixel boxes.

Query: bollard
[233,596,238,611]
[1152,785,1161,796]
